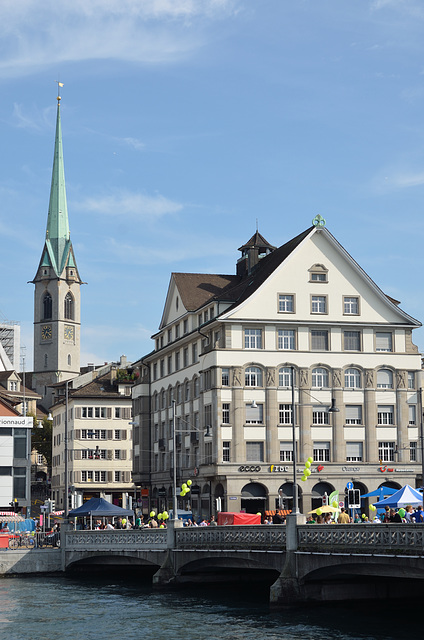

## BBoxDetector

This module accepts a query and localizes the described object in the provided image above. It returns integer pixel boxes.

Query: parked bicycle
[8,533,36,550]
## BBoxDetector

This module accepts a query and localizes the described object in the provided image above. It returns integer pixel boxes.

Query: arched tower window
[64,292,74,320]
[43,293,52,320]
[44,354,48,369]
[68,354,71,366]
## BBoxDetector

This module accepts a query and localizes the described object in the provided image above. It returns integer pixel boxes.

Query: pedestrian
[209,515,217,526]
[337,508,350,524]
[413,505,424,523]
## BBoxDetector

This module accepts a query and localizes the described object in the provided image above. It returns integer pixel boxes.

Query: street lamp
[64,379,69,518]
[290,366,339,515]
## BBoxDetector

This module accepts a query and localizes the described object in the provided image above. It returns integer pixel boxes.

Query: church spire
[43,94,72,277]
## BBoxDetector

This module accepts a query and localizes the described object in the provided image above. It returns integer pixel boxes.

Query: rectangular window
[376,332,392,352]
[245,404,264,424]
[114,430,121,440]
[94,407,106,418]
[114,471,121,482]
[183,348,189,368]
[410,442,417,462]
[278,404,292,425]
[222,403,230,424]
[244,328,262,349]
[279,442,294,462]
[192,343,198,362]
[246,442,264,462]
[167,356,172,375]
[175,351,180,371]
[278,329,295,350]
[115,407,121,419]
[175,324,180,339]
[223,441,231,462]
[409,405,417,426]
[153,363,158,381]
[312,407,329,425]
[345,405,362,425]
[344,296,359,315]
[311,330,328,351]
[311,295,327,314]
[408,372,415,389]
[313,442,330,462]
[221,368,229,386]
[346,442,363,462]
[278,294,294,312]
[114,450,121,460]
[378,441,395,462]
[167,329,172,343]
[377,406,394,425]
[344,330,361,351]
[310,272,327,282]
[183,319,188,334]
[160,360,164,377]
[14,429,27,458]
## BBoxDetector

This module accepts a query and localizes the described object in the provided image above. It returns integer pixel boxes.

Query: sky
[1,0,424,369]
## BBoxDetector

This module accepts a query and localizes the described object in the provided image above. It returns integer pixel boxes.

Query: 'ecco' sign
[238,465,261,472]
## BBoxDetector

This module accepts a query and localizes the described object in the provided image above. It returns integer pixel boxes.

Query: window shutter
[346,442,362,458]
[124,471,131,483]
[123,407,131,420]
[107,449,113,460]
[75,471,82,483]
[121,430,127,440]
[107,407,112,419]
[345,406,362,420]
[74,450,82,460]
[107,471,113,482]
[74,429,81,440]
[279,442,293,452]
[376,332,392,351]
[75,407,81,419]
[107,430,113,440]
[377,370,392,386]
[121,450,127,460]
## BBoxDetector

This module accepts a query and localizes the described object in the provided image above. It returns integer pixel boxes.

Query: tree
[30,413,53,469]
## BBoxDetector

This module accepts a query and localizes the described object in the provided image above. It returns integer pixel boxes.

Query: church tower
[32,93,83,408]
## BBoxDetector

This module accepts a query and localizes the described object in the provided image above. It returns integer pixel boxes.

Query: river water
[0,575,419,640]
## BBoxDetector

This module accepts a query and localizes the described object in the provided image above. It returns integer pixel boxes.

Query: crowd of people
[304,505,424,524]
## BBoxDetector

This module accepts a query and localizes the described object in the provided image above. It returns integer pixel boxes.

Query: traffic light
[50,500,55,513]
[348,489,360,508]
[9,499,19,512]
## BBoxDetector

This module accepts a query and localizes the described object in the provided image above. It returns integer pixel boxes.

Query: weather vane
[312,214,326,228]
[55,80,64,104]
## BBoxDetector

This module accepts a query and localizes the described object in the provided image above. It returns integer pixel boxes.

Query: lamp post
[172,399,178,522]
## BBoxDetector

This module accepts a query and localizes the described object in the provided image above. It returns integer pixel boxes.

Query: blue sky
[1,0,424,368]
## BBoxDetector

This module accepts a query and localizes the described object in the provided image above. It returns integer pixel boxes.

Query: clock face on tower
[41,324,52,340]
[64,325,74,341]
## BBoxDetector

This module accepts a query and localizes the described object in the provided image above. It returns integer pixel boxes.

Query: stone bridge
[62,520,424,603]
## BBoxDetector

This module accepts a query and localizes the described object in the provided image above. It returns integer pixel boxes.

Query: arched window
[345,368,361,388]
[279,367,292,387]
[185,382,190,402]
[64,292,74,320]
[43,293,52,320]
[377,369,393,389]
[67,354,71,366]
[194,377,200,397]
[161,390,166,409]
[312,367,329,388]
[245,366,263,387]
[154,393,159,412]
[44,354,48,368]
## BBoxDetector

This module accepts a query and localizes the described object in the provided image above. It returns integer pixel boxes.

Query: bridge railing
[297,523,424,553]
[65,528,168,551]
[175,525,286,550]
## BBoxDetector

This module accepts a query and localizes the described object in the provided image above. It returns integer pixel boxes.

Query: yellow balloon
[158,513,163,520]
[301,476,307,481]
[187,480,192,486]
[332,501,338,509]
[369,504,376,511]
[182,483,187,490]
[150,511,155,518]
[305,461,311,468]
[316,508,322,516]
[162,511,168,519]
[159,524,165,528]
[305,469,311,477]
[307,457,313,464]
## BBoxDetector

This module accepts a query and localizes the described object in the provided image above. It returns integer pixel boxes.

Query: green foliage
[30,413,53,468]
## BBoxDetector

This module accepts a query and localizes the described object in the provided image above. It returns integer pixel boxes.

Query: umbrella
[372,484,424,508]
[308,505,340,514]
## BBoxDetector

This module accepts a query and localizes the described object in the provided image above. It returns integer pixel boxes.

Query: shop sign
[239,465,261,472]
[270,465,290,472]
[379,466,415,473]
[341,466,361,472]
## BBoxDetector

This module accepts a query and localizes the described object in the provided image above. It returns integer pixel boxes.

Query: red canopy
[217,512,261,525]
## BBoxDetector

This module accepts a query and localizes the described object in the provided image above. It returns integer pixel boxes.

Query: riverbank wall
[0,549,62,575]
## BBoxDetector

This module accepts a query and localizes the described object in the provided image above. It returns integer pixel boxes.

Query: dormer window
[9,381,18,391]
[309,263,328,283]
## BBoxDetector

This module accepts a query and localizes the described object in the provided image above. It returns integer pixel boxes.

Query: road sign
[346,482,353,490]
[339,501,345,508]
[348,489,361,509]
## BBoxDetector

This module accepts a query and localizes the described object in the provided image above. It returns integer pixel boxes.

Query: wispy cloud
[0,0,239,79]
[12,103,54,131]
[122,137,145,151]
[75,190,183,218]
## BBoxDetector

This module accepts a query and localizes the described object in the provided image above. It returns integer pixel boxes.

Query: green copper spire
[44,96,72,276]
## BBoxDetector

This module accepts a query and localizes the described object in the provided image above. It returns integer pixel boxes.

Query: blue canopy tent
[361,486,398,500]
[69,497,134,528]
[372,485,423,508]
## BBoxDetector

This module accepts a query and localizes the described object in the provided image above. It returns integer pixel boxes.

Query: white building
[51,360,135,511]
[132,222,422,518]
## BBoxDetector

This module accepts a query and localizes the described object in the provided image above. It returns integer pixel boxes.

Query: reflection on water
[0,575,420,640]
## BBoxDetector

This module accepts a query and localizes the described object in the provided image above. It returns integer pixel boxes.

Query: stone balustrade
[65,528,168,551]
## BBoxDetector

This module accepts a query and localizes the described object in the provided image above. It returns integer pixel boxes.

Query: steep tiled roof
[173,226,313,314]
